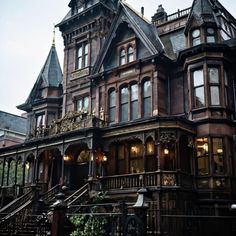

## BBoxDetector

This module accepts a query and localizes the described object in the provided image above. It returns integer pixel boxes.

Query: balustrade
[99,171,193,191]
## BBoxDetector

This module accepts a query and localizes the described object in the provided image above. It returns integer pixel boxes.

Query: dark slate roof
[0,111,27,134]
[93,1,165,73]
[39,45,63,87]
[185,0,217,33]
[18,45,63,110]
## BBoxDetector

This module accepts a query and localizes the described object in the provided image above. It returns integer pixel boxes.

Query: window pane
[196,138,209,175]
[128,46,134,63]
[84,97,89,110]
[84,44,88,54]
[78,57,82,69]
[193,70,204,86]
[207,36,215,43]
[131,84,138,101]
[143,97,151,117]
[121,87,128,103]
[77,99,83,111]
[212,138,224,174]
[131,101,138,120]
[78,46,82,57]
[210,86,220,105]
[194,87,205,108]
[120,49,126,65]
[130,143,143,158]
[109,107,115,123]
[109,90,116,107]
[208,68,219,83]
[84,54,88,67]
[143,80,151,97]
[121,104,128,121]
[193,38,201,46]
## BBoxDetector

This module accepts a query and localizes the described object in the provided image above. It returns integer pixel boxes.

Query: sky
[0,0,236,116]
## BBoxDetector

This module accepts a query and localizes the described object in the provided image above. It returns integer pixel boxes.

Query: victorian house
[0,0,236,235]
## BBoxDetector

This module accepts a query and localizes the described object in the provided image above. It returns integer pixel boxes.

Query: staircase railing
[65,183,88,206]
[0,189,33,218]
[42,184,61,203]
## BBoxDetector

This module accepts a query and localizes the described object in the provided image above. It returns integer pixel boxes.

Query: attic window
[192,29,201,46]
[77,42,89,69]
[127,46,134,63]
[206,28,215,43]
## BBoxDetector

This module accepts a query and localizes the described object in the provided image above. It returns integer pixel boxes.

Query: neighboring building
[0,0,236,235]
[0,111,26,148]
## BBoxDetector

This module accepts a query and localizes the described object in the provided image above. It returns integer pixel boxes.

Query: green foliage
[70,191,108,236]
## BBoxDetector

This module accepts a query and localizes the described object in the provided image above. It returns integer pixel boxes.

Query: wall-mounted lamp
[63,155,71,161]
[164,148,169,155]
[102,155,108,162]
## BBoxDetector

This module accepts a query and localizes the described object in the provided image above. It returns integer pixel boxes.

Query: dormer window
[118,39,136,66]
[192,29,201,46]
[77,42,89,70]
[206,27,216,43]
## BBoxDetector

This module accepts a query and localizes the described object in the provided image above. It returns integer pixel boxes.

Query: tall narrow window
[109,89,116,123]
[212,138,224,174]
[208,68,220,106]
[131,84,138,120]
[196,138,209,175]
[206,28,216,43]
[193,69,205,108]
[192,29,201,46]
[143,80,151,117]
[127,46,134,63]
[77,43,89,69]
[120,49,126,65]
[120,87,128,122]
[36,114,45,128]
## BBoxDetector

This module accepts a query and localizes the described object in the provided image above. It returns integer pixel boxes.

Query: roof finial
[52,24,55,46]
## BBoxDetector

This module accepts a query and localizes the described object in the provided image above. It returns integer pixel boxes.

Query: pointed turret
[184,0,217,34]
[17,39,63,138]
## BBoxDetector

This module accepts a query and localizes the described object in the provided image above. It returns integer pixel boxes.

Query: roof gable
[93,1,165,74]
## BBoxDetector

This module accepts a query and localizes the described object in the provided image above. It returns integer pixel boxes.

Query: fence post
[50,192,67,236]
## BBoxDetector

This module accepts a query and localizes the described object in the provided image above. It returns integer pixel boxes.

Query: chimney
[152,4,167,24]
[141,6,144,18]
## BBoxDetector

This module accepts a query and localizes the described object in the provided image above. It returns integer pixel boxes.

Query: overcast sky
[0,0,236,116]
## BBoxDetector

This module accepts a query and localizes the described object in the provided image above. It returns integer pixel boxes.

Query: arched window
[120,48,126,65]
[120,86,128,121]
[142,80,151,117]
[131,83,138,120]
[109,89,116,123]
[127,46,134,63]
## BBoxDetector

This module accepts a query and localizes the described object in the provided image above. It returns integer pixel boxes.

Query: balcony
[98,171,193,192]
[30,111,105,139]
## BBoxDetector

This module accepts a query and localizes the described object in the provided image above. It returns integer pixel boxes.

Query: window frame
[76,96,89,112]
[76,42,89,70]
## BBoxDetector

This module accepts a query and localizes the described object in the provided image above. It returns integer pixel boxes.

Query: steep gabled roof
[17,44,63,111]
[184,0,218,33]
[93,1,165,74]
